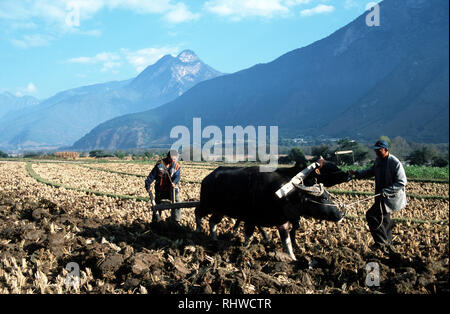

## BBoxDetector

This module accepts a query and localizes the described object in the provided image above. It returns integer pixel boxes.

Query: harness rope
[305,192,390,231]
[305,193,382,210]
[304,192,388,233]
[305,192,382,217]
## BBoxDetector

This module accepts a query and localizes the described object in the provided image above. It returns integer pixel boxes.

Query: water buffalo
[195,162,347,260]
[230,160,351,242]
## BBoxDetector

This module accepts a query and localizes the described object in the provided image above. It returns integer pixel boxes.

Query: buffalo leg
[234,220,269,242]
[195,206,205,233]
[233,219,242,236]
[277,222,296,261]
[258,226,270,242]
[289,220,300,251]
[243,223,256,247]
[209,213,223,241]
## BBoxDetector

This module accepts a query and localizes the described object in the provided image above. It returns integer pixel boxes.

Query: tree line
[1,135,448,167]
[279,136,449,167]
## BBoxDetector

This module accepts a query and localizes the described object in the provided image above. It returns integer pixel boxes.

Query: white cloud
[11,34,53,48]
[67,46,180,74]
[122,46,180,73]
[344,0,359,10]
[163,3,200,23]
[101,61,122,73]
[1,0,198,49]
[8,21,38,30]
[71,28,103,37]
[300,4,335,17]
[15,82,38,96]
[0,0,198,27]
[205,0,287,19]
[68,52,120,64]
[68,52,122,73]
[285,0,311,6]
[204,0,310,19]
[26,83,37,93]
[109,0,174,14]
[68,56,93,64]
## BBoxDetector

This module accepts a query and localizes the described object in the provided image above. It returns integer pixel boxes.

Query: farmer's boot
[152,210,162,223]
[171,208,181,225]
[170,189,181,225]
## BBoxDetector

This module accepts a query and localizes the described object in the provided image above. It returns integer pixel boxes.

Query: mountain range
[0,50,222,151]
[73,0,449,151]
[0,92,40,120]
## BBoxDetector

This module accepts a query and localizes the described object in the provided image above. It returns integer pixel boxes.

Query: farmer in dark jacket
[145,150,181,224]
[349,140,407,256]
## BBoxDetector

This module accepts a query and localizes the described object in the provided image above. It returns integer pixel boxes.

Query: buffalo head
[303,159,352,188]
[290,182,344,222]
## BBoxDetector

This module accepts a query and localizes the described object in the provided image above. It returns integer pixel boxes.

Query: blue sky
[0,0,375,100]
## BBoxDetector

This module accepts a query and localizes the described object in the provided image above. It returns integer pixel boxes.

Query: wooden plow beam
[153,201,200,211]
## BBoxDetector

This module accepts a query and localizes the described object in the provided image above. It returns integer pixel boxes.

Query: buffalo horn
[293,183,324,196]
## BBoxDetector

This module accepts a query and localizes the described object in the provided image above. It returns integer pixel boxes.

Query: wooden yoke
[275,162,321,198]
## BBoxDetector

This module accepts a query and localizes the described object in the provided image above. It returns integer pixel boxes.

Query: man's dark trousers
[366,196,393,245]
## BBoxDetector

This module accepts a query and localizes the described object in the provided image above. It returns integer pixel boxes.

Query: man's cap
[372,140,389,150]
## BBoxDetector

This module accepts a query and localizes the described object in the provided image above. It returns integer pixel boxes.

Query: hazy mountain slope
[322,0,449,142]
[0,50,222,151]
[0,92,40,119]
[73,0,449,150]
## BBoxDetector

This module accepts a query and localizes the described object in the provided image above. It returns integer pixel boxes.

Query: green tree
[114,151,127,159]
[334,139,368,165]
[336,139,356,150]
[89,150,113,158]
[0,150,8,158]
[278,155,292,164]
[427,144,441,159]
[390,136,410,160]
[143,151,155,160]
[23,152,41,158]
[407,147,432,165]
[89,150,103,158]
[288,147,307,164]
[311,144,331,159]
[431,155,449,168]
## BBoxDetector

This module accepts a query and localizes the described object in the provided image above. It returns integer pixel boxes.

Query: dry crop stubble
[0,161,448,294]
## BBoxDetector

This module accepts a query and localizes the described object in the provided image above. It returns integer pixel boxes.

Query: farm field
[0,160,448,294]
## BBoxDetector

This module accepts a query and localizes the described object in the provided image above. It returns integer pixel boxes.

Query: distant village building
[54,152,79,160]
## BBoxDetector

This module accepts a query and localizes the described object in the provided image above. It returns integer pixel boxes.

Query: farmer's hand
[348,170,357,179]
[172,183,176,188]
[381,189,390,198]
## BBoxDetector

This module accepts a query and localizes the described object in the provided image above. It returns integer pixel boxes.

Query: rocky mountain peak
[177,50,199,63]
